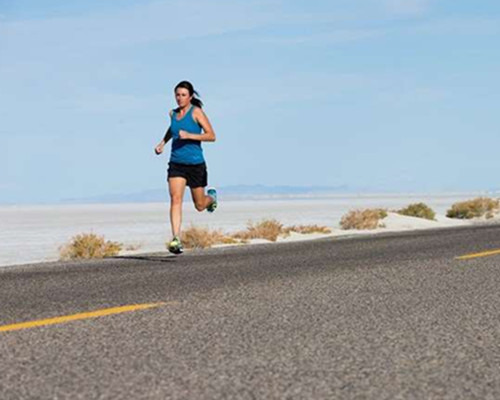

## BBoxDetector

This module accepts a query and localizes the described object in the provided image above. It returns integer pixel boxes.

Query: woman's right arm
[155,127,172,155]
[155,111,173,155]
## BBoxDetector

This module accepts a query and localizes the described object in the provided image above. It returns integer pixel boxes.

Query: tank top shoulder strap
[188,105,199,122]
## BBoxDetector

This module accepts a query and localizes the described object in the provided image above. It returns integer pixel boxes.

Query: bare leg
[190,187,214,212]
[168,177,187,237]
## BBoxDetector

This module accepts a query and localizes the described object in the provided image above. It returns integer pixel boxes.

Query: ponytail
[175,80,204,108]
[190,91,203,108]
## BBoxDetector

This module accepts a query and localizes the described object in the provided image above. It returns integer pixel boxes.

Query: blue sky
[1,0,499,203]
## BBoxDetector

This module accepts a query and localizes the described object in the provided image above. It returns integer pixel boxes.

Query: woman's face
[175,88,192,108]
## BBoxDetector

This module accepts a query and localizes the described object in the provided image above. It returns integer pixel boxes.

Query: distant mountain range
[1,185,498,206]
[61,184,353,204]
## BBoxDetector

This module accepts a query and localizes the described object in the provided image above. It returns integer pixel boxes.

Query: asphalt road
[1,224,500,399]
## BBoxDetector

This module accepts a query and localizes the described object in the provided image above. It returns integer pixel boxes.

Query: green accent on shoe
[168,236,183,254]
[206,187,218,213]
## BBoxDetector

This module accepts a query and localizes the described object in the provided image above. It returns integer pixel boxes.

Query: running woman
[155,81,217,254]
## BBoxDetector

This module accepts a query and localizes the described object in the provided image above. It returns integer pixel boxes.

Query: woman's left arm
[179,108,216,142]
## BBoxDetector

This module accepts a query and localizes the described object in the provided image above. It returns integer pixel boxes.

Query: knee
[171,195,183,206]
[194,202,205,212]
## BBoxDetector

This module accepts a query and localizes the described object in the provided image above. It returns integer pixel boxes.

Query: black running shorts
[167,161,208,188]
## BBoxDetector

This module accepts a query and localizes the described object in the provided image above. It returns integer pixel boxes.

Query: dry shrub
[180,226,238,249]
[178,220,332,250]
[283,224,332,235]
[232,219,284,242]
[59,233,122,260]
[397,203,436,220]
[219,236,242,245]
[340,208,388,230]
[447,197,500,219]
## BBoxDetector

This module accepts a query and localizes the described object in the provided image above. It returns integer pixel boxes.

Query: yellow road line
[0,302,166,333]
[456,249,500,260]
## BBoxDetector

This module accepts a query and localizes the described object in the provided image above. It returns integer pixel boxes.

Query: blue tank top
[169,106,205,165]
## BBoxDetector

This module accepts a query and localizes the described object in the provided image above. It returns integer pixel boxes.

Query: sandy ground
[130,211,499,253]
[207,211,499,250]
[2,196,499,266]
[276,212,498,242]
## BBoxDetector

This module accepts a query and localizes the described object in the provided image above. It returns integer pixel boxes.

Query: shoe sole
[168,247,183,255]
[207,188,217,213]
[168,243,184,254]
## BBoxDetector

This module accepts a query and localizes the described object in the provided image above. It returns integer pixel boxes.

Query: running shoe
[206,187,218,213]
[168,236,184,254]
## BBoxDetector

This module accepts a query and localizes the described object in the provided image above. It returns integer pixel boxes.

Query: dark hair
[175,80,203,108]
